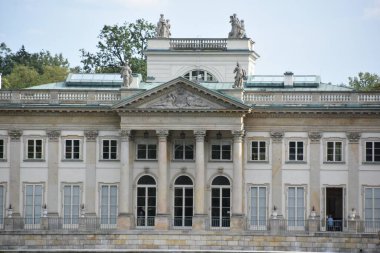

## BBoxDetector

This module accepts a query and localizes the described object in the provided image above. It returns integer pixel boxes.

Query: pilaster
[346,132,361,218]
[9,129,22,217]
[84,130,98,217]
[308,132,321,215]
[270,131,283,216]
[46,130,60,217]
[193,130,206,230]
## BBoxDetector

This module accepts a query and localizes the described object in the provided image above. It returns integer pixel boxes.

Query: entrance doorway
[325,187,344,231]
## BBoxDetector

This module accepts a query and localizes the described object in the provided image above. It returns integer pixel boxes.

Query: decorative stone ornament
[120,62,133,87]
[272,206,278,219]
[47,130,60,142]
[309,132,322,143]
[155,14,171,38]
[350,208,356,220]
[233,62,246,89]
[42,204,48,218]
[9,130,22,141]
[120,129,131,141]
[310,206,317,219]
[270,131,284,143]
[228,13,246,39]
[346,132,361,143]
[84,130,98,142]
[7,205,13,218]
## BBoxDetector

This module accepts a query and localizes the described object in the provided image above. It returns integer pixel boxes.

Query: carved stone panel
[270,131,284,143]
[309,132,322,144]
[84,130,99,142]
[346,132,361,143]
[9,130,22,141]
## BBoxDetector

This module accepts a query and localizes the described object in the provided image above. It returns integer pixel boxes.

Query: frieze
[47,130,61,142]
[270,131,284,142]
[84,130,98,142]
[9,130,22,141]
[346,132,361,143]
[308,132,322,143]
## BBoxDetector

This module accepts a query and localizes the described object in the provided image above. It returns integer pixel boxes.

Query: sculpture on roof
[228,14,246,39]
[155,14,171,38]
[233,62,246,89]
[120,61,133,87]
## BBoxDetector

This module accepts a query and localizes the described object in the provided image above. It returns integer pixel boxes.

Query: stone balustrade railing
[244,92,380,105]
[170,38,227,50]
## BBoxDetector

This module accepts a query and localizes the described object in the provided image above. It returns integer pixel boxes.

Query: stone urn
[42,204,48,217]
[350,208,356,220]
[310,206,316,219]
[7,205,13,218]
[272,206,278,219]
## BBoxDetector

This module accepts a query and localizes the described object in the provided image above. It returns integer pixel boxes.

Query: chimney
[284,71,294,88]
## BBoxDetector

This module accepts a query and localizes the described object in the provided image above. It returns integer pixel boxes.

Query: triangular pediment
[113,77,250,112]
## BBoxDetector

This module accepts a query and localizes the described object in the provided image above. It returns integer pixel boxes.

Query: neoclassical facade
[0,30,379,235]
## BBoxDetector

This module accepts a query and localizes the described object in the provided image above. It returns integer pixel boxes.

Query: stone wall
[0,231,378,252]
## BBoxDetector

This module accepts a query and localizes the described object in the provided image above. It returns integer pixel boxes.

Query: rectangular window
[289,141,304,161]
[102,140,118,160]
[211,140,231,160]
[0,185,4,225]
[27,139,43,159]
[0,139,4,159]
[287,186,305,227]
[137,143,157,160]
[365,187,380,231]
[24,184,43,225]
[174,140,194,160]
[327,141,342,162]
[65,140,80,160]
[63,185,80,224]
[251,141,266,161]
[250,186,267,228]
[366,141,380,162]
[100,185,118,225]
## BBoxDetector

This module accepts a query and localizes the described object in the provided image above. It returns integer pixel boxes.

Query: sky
[0,0,380,85]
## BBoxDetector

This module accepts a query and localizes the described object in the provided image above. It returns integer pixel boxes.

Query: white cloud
[364,0,380,19]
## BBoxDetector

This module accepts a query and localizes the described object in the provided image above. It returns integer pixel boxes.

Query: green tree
[3,64,40,89]
[80,19,155,79]
[348,72,380,91]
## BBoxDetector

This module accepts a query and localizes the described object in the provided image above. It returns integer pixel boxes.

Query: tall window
[102,140,118,160]
[173,176,193,227]
[211,140,232,160]
[250,186,267,228]
[27,139,43,159]
[183,70,217,82]
[63,185,80,225]
[0,185,4,226]
[24,184,43,225]
[0,139,4,159]
[365,141,380,162]
[136,176,156,227]
[287,186,305,227]
[289,141,304,161]
[365,187,380,231]
[251,141,266,161]
[100,185,118,225]
[137,143,157,160]
[65,140,80,160]
[174,140,194,160]
[326,141,343,162]
[211,176,230,228]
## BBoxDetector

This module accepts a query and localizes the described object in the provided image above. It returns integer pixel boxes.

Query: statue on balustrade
[233,62,246,88]
[228,14,246,39]
[120,61,133,87]
[156,14,171,38]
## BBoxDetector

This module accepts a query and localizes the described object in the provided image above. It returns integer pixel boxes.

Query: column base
[308,218,320,234]
[117,213,134,230]
[192,214,207,231]
[269,216,284,235]
[155,214,170,230]
[230,214,246,231]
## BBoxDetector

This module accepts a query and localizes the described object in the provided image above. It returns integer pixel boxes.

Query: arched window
[183,69,217,82]
[136,175,156,227]
[173,176,193,227]
[211,176,230,228]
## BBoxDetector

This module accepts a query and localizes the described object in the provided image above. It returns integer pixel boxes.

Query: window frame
[23,183,44,227]
[172,139,195,161]
[363,186,380,232]
[62,137,83,161]
[183,69,217,82]
[100,138,119,161]
[248,184,269,230]
[0,137,7,161]
[135,139,157,161]
[210,176,231,228]
[61,183,82,226]
[285,184,307,229]
[286,139,307,163]
[24,137,45,161]
[136,175,157,227]
[99,184,118,226]
[363,139,380,164]
[210,139,232,161]
[249,140,269,162]
[323,138,345,163]
[0,183,6,227]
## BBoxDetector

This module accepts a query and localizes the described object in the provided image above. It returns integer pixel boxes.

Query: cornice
[248,110,380,118]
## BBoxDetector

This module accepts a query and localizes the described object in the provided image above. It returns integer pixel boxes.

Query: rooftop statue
[228,14,246,39]
[233,62,246,88]
[155,14,171,38]
[120,61,133,87]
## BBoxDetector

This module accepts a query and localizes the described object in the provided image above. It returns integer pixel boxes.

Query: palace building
[0,15,379,251]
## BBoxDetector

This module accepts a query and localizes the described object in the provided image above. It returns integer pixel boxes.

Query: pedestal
[230,214,245,231]
[192,214,207,231]
[308,218,319,234]
[117,213,134,230]
[155,214,169,230]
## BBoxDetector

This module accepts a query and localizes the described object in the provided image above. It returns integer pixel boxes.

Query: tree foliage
[348,72,380,91]
[80,19,155,79]
[0,43,69,89]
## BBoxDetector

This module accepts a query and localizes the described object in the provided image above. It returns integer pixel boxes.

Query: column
[117,130,133,229]
[193,130,206,230]
[8,130,22,217]
[308,132,321,216]
[46,130,60,217]
[84,130,98,217]
[270,131,284,217]
[231,130,245,230]
[346,132,361,219]
[155,129,169,230]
